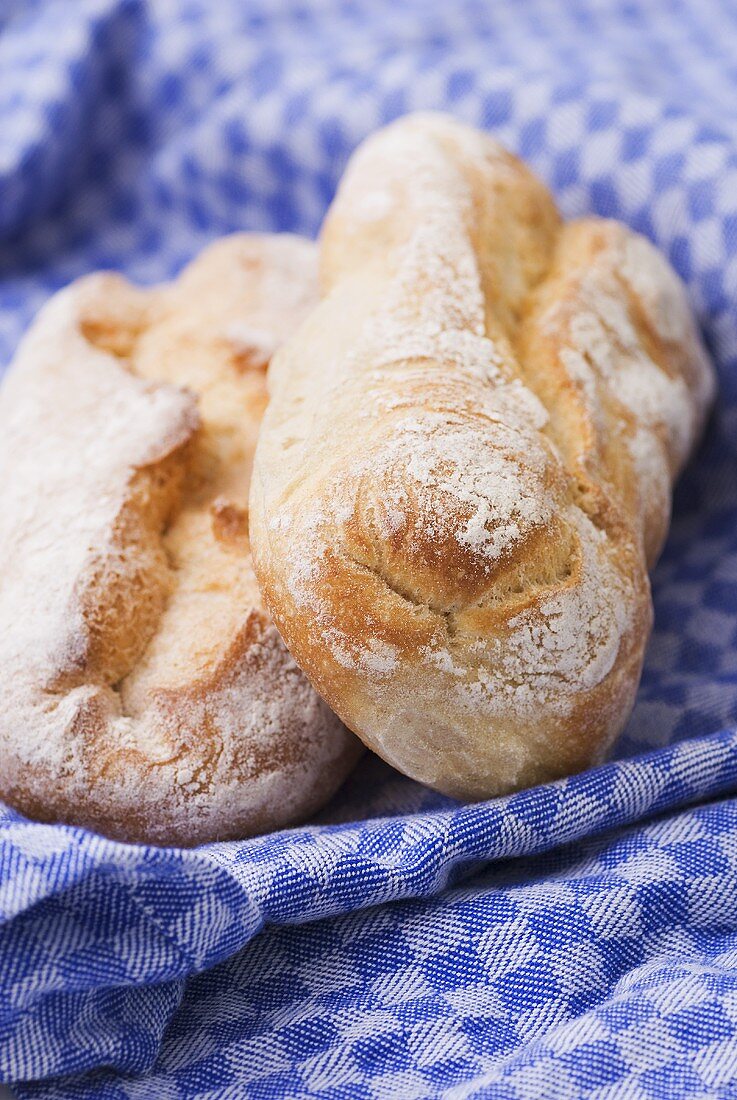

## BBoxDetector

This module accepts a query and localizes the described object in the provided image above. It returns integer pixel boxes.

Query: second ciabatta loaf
[250,113,716,800]
[0,234,360,845]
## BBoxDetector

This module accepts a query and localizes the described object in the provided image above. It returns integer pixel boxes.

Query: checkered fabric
[2,0,737,1096]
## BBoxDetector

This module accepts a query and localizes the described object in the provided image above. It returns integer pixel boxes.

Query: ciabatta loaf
[0,234,360,845]
[250,114,715,800]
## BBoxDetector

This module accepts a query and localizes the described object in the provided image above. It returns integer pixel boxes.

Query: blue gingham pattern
[2,1,737,1097]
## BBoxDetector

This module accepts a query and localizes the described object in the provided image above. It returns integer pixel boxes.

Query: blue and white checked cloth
[2,1,737,1096]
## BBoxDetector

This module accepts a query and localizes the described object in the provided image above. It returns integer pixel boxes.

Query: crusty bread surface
[250,113,716,800]
[0,233,361,845]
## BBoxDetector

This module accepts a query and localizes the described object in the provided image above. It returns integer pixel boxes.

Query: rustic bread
[250,114,715,801]
[0,233,361,845]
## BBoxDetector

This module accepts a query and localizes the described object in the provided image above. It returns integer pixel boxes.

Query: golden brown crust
[0,233,361,846]
[250,113,715,801]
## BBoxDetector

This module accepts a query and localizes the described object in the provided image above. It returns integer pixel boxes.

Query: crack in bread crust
[0,234,362,845]
[250,113,715,800]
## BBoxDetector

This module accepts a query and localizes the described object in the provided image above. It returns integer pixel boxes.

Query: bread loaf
[250,114,715,800]
[0,234,360,845]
